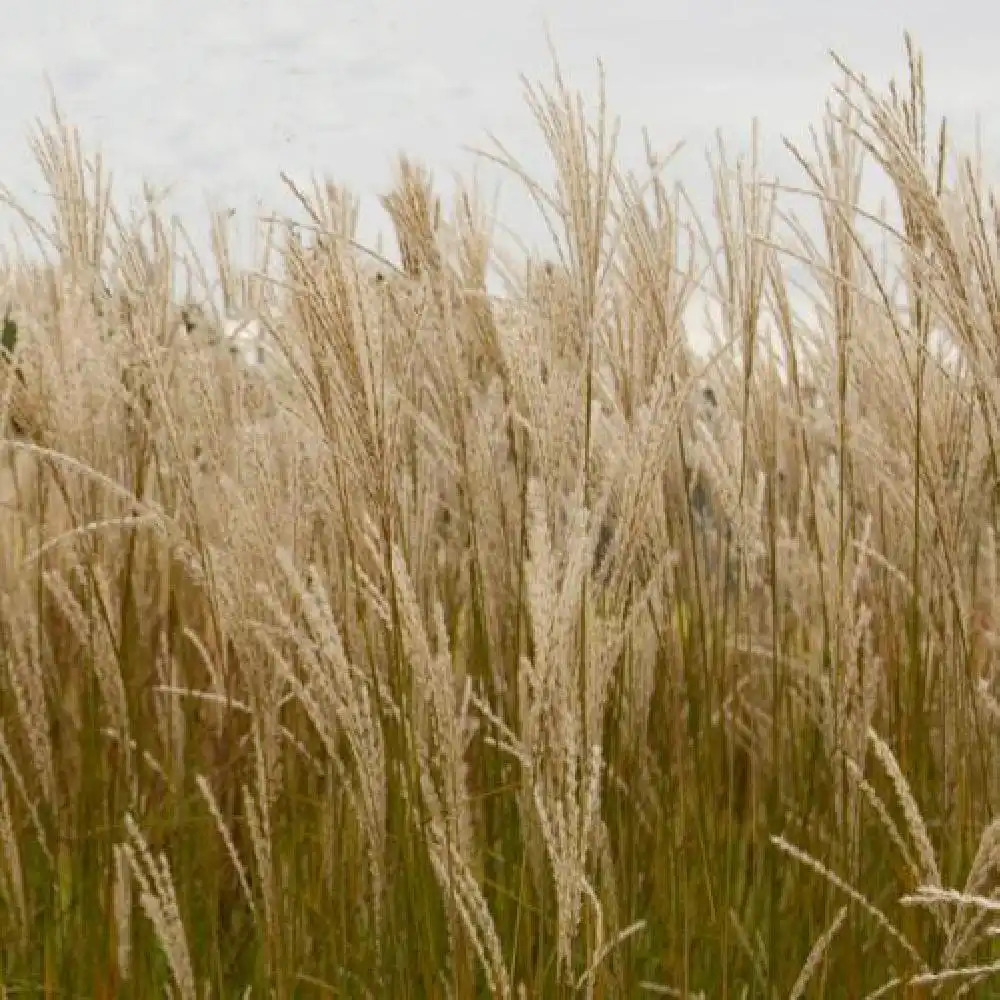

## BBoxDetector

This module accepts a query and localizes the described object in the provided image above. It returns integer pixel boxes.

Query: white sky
[0,0,997,285]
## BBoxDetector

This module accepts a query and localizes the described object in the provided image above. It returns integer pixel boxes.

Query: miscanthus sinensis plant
[2,31,1000,998]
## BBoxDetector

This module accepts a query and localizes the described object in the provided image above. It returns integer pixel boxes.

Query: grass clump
[2,31,1000,998]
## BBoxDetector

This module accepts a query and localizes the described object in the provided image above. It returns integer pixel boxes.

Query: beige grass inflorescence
[2,32,1000,998]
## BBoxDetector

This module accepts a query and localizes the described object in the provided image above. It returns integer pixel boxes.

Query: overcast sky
[1,0,997,271]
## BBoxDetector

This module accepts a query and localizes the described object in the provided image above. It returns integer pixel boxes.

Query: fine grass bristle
[3,30,1000,997]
